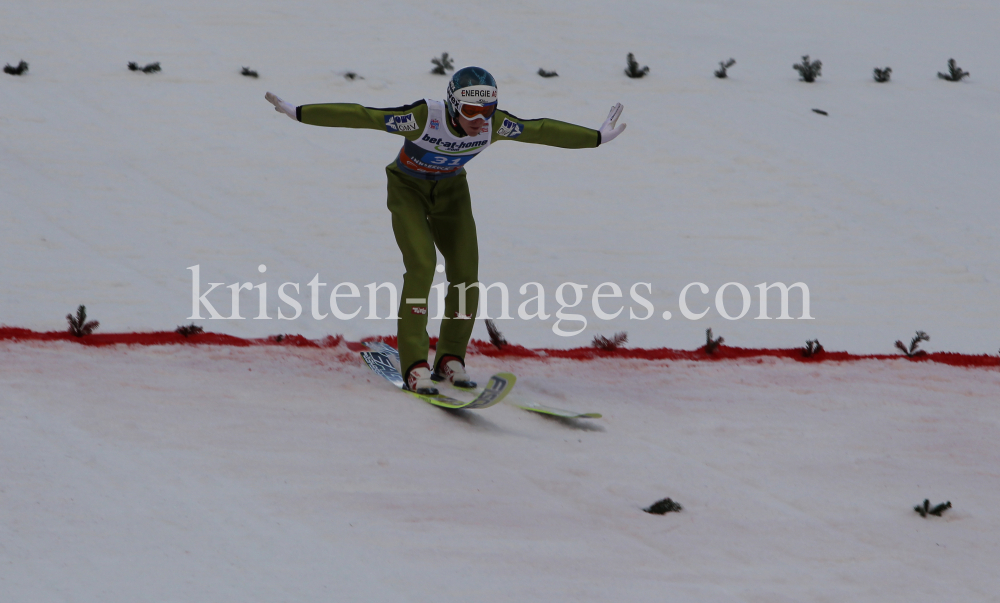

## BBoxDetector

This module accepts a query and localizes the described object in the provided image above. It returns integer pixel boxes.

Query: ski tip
[509,402,602,419]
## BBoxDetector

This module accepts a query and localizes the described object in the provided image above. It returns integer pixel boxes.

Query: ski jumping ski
[361,342,600,419]
[504,400,602,420]
[361,349,515,410]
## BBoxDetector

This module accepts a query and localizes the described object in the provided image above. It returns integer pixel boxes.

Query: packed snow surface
[3,343,1000,602]
[3,0,1000,601]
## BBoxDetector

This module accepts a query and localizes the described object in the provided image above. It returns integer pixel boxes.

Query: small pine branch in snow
[176,324,204,337]
[793,55,822,82]
[593,331,628,351]
[624,53,650,79]
[895,330,929,357]
[705,328,724,354]
[67,305,99,337]
[4,60,28,75]
[484,319,507,350]
[241,67,258,78]
[430,53,454,75]
[644,498,683,514]
[930,501,952,516]
[914,499,951,518]
[128,61,161,74]
[537,68,559,78]
[343,72,364,81]
[714,58,736,78]
[803,339,824,357]
[937,59,969,82]
[812,108,828,115]
[873,67,892,83]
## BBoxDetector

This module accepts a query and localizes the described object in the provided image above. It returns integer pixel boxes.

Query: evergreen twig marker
[644,498,683,514]
[793,55,822,82]
[176,324,204,337]
[67,305,100,337]
[803,339,824,357]
[714,58,736,78]
[484,319,508,350]
[914,499,951,518]
[705,328,724,354]
[128,61,161,74]
[593,331,628,351]
[3,60,28,76]
[895,331,930,357]
[624,53,650,79]
[937,59,969,82]
[430,53,454,75]
[873,67,892,83]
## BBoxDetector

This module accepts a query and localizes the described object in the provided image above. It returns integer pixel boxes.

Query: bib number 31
[429,156,466,166]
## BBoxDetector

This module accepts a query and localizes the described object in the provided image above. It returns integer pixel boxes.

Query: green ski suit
[296,98,601,375]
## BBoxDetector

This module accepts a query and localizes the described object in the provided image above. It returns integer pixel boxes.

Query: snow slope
[3,1,1000,601]
[3,342,1000,602]
[2,0,998,352]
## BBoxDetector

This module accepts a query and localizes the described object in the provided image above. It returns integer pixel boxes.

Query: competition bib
[395,99,491,178]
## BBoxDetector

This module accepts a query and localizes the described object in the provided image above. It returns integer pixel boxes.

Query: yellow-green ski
[361,349,514,410]
[361,343,600,419]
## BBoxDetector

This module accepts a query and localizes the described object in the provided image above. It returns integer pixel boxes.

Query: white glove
[598,103,626,145]
[265,91,297,120]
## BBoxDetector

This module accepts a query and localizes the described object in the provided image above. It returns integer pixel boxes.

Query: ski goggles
[457,101,497,121]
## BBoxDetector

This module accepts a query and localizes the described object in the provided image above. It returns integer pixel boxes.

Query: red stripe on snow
[2,327,997,368]
[0,327,342,349]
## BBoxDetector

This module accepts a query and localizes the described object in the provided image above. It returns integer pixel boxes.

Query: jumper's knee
[449,281,481,319]
[402,255,436,290]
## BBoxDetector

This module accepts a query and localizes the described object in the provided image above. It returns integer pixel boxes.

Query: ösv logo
[497,118,523,138]
[385,113,419,132]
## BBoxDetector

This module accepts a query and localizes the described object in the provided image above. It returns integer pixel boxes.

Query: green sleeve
[296,100,429,142]
[490,109,600,148]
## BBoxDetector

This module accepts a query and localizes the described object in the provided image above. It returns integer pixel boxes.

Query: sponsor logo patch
[497,118,523,138]
[459,89,497,100]
[457,85,498,101]
[429,119,440,130]
[385,113,419,132]
[421,134,488,154]
[411,306,428,315]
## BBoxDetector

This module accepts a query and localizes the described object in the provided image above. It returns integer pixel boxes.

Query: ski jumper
[296,98,601,375]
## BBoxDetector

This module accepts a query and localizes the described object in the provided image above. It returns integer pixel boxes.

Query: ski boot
[432,355,477,389]
[405,362,439,396]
